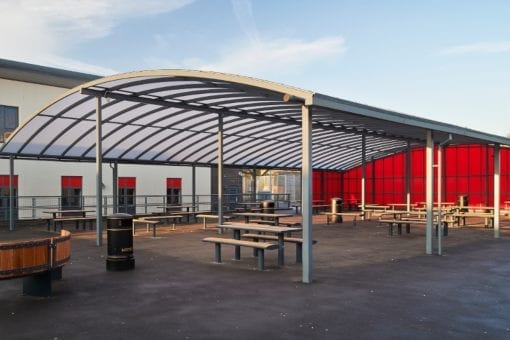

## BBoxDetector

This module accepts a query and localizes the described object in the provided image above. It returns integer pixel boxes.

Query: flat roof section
[0,58,99,89]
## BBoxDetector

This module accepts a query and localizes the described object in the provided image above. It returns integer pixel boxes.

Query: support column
[252,168,257,202]
[301,104,313,283]
[192,165,196,211]
[494,144,501,238]
[112,161,118,214]
[217,113,224,227]
[425,130,434,255]
[361,132,366,218]
[406,141,411,211]
[9,156,14,231]
[96,96,103,246]
[371,156,376,204]
[437,145,443,255]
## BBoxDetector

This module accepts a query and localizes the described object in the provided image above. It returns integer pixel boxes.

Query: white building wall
[0,74,211,199]
[0,78,66,121]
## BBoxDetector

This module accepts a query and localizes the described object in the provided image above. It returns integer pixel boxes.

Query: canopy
[2,69,508,170]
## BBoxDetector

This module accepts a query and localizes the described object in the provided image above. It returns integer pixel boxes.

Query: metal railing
[0,193,291,221]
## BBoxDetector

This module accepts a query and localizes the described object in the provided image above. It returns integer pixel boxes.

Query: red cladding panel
[0,175,18,187]
[166,178,182,188]
[119,177,136,188]
[61,176,82,188]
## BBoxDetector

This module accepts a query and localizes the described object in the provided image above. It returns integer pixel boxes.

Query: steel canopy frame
[1,69,510,283]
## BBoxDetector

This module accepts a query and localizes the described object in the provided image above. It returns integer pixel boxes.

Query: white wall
[0,78,67,121]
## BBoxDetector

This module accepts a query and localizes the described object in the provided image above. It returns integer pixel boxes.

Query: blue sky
[1,0,509,136]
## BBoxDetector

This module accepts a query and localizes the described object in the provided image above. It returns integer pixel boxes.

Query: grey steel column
[96,96,103,246]
[493,144,501,238]
[360,132,366,219]
[437,145,443,255]
[217,113,224,227]
[112,161,118,214]
[252,169,257,202]
[406,141,411,212]
[9,156,14,231]
[371,156,376,204]
[485,145,490,206]
[192,165,196,212]
[425,130,434,255]
[301,104,313,283]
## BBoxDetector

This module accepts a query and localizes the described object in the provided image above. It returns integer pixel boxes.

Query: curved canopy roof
[1,69,509,170]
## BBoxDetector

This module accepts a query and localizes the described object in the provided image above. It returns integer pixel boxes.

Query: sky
[0,0,509,136]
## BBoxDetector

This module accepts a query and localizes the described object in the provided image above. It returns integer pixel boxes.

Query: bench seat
[379,218,449,236]
[48,216,96,231]
[195,214,233,229]
[202,237,278,271]
[321,212,364,225]
[241,233,317,263]
[132,218,160,237]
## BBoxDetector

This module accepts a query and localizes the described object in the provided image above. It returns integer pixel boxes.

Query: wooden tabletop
[232,212,294,218]
[217,223,302,233]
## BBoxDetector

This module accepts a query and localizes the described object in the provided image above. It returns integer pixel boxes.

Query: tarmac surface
[1,215,510,339]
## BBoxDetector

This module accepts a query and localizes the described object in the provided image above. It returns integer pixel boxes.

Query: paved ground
[1,216,510,339]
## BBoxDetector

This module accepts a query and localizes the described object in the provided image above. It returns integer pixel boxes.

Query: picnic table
[217,223,302,267]
[156,205,199,223]
[232,212,294,225]
[42,209,96,231]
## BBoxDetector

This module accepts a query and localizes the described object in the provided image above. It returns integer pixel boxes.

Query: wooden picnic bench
[51,216,96,231]
[195,214,233,229]
[202,237,278,271]
[132,215,183,237]
[379,215,450,236]
[241,233,317,263]
[452,212,494,228]
[0,230,71,297]
[43,209,96,231]
[321,212,365,225]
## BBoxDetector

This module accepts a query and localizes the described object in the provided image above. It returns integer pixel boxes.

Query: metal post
[112,161,118,214]
[361,132,366,219]
[301,104,313,283]
[437,145,443,255]
[9,156,14,231]
[494,144,501,238]
[406,141,411,212]
[217,113,224,228]
[252,168,257,202]
[95,96,103,246]
[425,130,434,255]
[192,165,196,211]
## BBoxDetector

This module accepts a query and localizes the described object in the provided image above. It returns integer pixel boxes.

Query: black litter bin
[260,200,275,221]
[331,197,344,223]
[106,213,135,271]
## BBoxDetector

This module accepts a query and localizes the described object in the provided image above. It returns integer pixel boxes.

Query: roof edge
[312,93,510,146]
[0,58,99,89]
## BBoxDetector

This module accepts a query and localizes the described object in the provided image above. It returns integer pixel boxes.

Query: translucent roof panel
[1,69,509,170]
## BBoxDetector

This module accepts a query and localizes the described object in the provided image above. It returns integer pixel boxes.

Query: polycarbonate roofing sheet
[1,69,509,170]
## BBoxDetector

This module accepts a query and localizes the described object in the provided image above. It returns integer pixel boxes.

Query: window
[0,105,19,142]
[118,177,136,214]
[0,175,18,220]
[61,176,82,210]
[167,178,182,205]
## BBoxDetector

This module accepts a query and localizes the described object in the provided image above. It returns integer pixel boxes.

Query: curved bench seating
[0,230,71,296]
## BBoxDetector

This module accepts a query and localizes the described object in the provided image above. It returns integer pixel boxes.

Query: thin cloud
[155,36,347,78]
[0,0,193,74]
[441,41,510,55]
[231,0,260,44]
